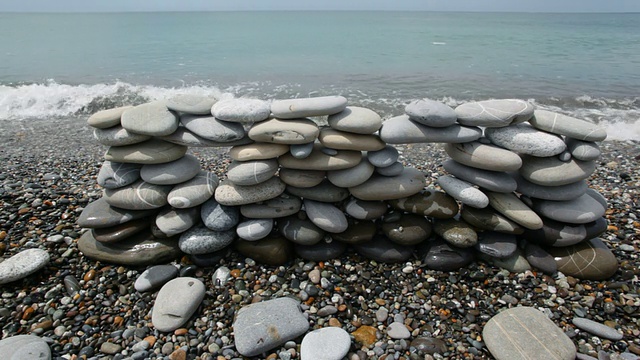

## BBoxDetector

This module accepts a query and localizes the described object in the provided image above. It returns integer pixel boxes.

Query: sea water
[0,11,638,140]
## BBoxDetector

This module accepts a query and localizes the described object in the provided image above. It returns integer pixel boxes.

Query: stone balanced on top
[77,94,617,281]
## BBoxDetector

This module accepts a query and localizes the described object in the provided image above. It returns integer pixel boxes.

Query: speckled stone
[455,99,534,127]
[0,249,50,285]
[0,335,51,359]
[201,198,240,231]
[404,98,457,127]
[93,126,151,146]
[485,123,567,157]
[152,277,205,332]
[211,98,271,123]
[104,139,187,164]
[180,114,246,142]
[530,110,607,141]
[388,189,458,219]
[379,115,482,144]
[546,237,617,280]
[328,106,382,134]
[97,161,141,189]
[382,213,432,246]
[240,195,302,219]
[271,95,347,119]
[214,177,286,206]
[87,105,132,129]
[121,102,179,136]
[165,94,217,115]
[178,225,236,255]
[444,141,522,172]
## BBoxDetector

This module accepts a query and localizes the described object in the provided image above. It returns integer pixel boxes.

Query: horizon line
[1,9,639,14]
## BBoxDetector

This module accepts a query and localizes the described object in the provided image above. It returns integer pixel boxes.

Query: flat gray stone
[530,110,607,141]
[235,236,294,265]
[405,98,457,128]
[78,198,157,229]
[485,248,531,272]
[547,237,617,280]
[422,239,474,271]
[0,249,50,285]
[344,198,388,220]
[328,106,382,134]
[437,175,489,208]
[271,95,347,119]
[92,217,153,243]
[229,143,289,161]
[521,217,607,247]
[444,141,522,172]
[586,188,608,209]
[295,240,347,261]
[572,317,623,341]
[167,171,218,208]
[300,327,351,360]
[318,128,385,151]
[227,159,279,186]
[513,172,587,201]
[159,127,253,147]
[278,145,362,171]
[236,219,273,241]
[382,213,432,245]
[93,126,151,146]
[87,105,132,129]
[455,99,534,127]
[103,180,171,210]
[78,230,181,266]
[376,161,404,176]
[304,199,348,233]
[180,114,246,142]
[367,145,399,168]
[279,213,325,245]
[460,205,524,235]
[524,242,557,274]
[483,307,576,360]
[350,167,425,201]
[215,177,286,206]
[279,168,326,188]
[487,191,543,230]
[327,158,375,188]
[165,94,217,115]
[353,235,414,263]
[201,198,240,231]
[290,142,315,159]
[380,115,482,144]
[104,138,187,165]
[443,159,517,193]
[532,193,606,224]
[433,218,477,248]
[134,264,178,292]
[248,118,319,145]
[155,206,199,237]
[475,232,517,259]
[387,322,411,339]
[0,335,51,359]
[178,224,236,255]
[240,195,302,219]
[97,161,141,189]
[121,102,179,136]
[287,179,350,203]
[140,154,201,185]
[333,219,376,245]
[211,98,271,123]
[485,123,566,157]
[233,297,309,357]
[152,277,205,332]
[565,138,601,161]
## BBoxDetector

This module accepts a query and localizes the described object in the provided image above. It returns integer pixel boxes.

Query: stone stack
[78,95,616,280]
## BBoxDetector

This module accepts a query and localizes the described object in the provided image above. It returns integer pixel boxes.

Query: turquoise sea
[0,11,638,139]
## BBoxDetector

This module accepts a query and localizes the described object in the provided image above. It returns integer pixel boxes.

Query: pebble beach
[0,110,638,360]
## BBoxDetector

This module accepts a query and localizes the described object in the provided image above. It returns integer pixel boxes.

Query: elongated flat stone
[344,198,388,220]
[103,180,171,210]
[0,335,51,359]
[248,118,319,144]
[521,217,607,247]
[152,277,205,332]
[140,154,201,185]
[350,167,425,201]
[240,194,302,219]
[513,172,587,201]
[328,106,382,134]
[97,161,141,189]
[382,214,432,246]
[165,94,217,115]
[327,158,375,188]
[179,224,236,255]
[167,171,218,208]
[530,110,607,141]
[485,123,566,157]
[565,138,601,161]
[443,159,517,193]
[279,146,361,171]
[215,177,286,206]
[287,179,350,203]
[235,236,294,265]
[155,207,199,237]
[444,142,522,172]
[437,175,489,208]
[318,128,386,151]
[104,138,187,164]
[455,99,534,127]
[78,231,181,266]
[279,214,325,245]
[180,114,246,142]
[93,126,151,146]
[0,249,50,285]
[159,127,252,147]
[487,191,543,230]
[572,317,623,341]
[212,98,271,123]
[405,98,457,128]
[532,193,606,224]
[279,168,326,188]
[304,199,348,233]
[227,159,279,186]
[546,238,617,280]
[460,205,524,234]
[271,96,347,119]
[333,219,377,244]
[78,198,157,229]
[388,189,458,219]
[87,105,132,129]
[380,115,482,144]
[92,217,152,243]
[121,102,179,136]
[229,143,290,161]
[352,235,414,263]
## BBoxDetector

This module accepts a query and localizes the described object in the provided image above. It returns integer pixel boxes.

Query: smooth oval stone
[0,249,50,285]
[134,264,179,292]
[350,167,425,201]
[248,118,319,144]
[295,241,347,261]
[104,138,187,164]
[236,219,273,241]
[436,175,489,208]
[155,206,199,237]
[150,221,171,239]
[229,143,289,161]
[212,98,271,123]
[380,115,482,144]
[482,247,531,272]
[214,177,286,206]
[279,213,325,245]
[318,128,385,151]
[530,110,607,141]
[152,277,205,332]
[271,95,347,119]
[572,318,623,341]
[279,168,326,188]
[405,98,457,128]
[455,99,535,127]
[410,337,448,355]
[121,102,178,136]
[422,240,474,271]
[353,235,414,263]
[92,217,153,243]
[0,335,51,359]
[376,162,404,177]
[344,198,388,220]
[180,114,246,142]
[233,297,309,357]
[443,159,517,193]
[483,307,576,360]
[565,138,601,161]
[167,171,218,208]
[279,146,362,171]
[382,214,432,246]
[178,224,236,255]
[78,198,157,229]
[521,216,607,247]
[460,205,524,234]
[532,193,606,224]
[304,199,348,233]
[287,179,349,203]
[444,142,522,172]
[333,219,377,244]
[433,218,477,248]
[240,195,302,219]
[547,238,617,280]
[513,172,587,201]
[487,191,543,230]
[300,326,351,360]
[485,123,567,157]
[97,161,141,189]
[78,231,181,266]
[328,106,382,134]
[87,105,132,129]
[140,154,201,185]
[388,189,459,219]
[367,145,399,168]
[103,180,171,210]
[93,126,151,146]
[227,159,279,186]
[165,94,217,115]
[159,127,252,147]
[235,235,294,266]
[201,198,240,231]
[524,242,557,274]
[327,159,375,188]
[290,142,315,159]
[475,232,517,259]
[586,188,608,209]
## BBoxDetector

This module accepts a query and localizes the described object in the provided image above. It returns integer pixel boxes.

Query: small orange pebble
[375,298,386,306]
[83,269,96,282]
[18,208,30,215]
[113,316,124,327]
[305,297,315,306]
[328,318,342,327]
[174,328,188,336]
[604,298,613,303]
[230,269,241,278]
[318,261,325,269]
[607,225,619,231]
[337,304,347,312]
[0,230,6,240]
[144,335,157,347]
[22,307,35,320]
